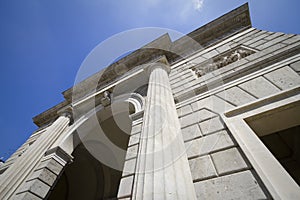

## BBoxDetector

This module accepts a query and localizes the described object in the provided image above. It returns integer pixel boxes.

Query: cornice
[33,3,252,128]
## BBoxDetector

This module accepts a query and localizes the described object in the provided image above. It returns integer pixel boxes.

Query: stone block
[36,158,63,176]
[264,66,300,90]
[199,117,225,136]
[264,32,284,40]
[131,123,142,135]
[180,109,215,128]
[257,34,292,50]
[191,95,235,114]
[192,56,206,64]
[13,192,42,200]
[172,75,195,89]
[28,168,57,186]
[249,39,267,48]
[122,158,136,177]
[239,76,280,98]
[173,85,185,95]
[211,147,250,175]
[128,133,140,147]
[233,29,260,44]
[290,60,300,73]
[181,124,202,142]
[189,155,217,181]
[177,105,193,117]
[126,144,138,160]
[17,179,50,199]
[216,43,231,54]
[118,175,134,198]
[194,170,269,200]
[185,130,236,158]
[216,86,256,106]
[243,32,270,46]
[202,49,219,59]
[282,35,300,44]
[170,70,192,82]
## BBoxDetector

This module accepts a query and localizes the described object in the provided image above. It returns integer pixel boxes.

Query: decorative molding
[45,146,73,164]
[191,46,256,77]
[130,110,144,121]
[100,90,111,107]
[57,106,74,125]
[145,55,171,75]
[134,84,148,97]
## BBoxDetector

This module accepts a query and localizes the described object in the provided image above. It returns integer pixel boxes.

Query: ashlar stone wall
[171,27,300,199]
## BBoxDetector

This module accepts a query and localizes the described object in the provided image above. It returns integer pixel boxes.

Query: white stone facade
[1,3,300,200]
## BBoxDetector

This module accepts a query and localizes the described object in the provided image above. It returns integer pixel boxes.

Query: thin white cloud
[180,0,205,21]
[193,0,204,11]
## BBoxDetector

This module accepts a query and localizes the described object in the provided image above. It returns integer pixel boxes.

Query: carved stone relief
[191,47,255,77]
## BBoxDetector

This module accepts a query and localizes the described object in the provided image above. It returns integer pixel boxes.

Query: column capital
[145,55,171,75]
[57,106,73,124]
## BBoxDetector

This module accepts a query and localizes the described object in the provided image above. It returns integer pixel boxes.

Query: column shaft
[0,115,70,199]
[133,64,196,199]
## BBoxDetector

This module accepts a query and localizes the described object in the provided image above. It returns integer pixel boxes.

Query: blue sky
[0,0,300,160]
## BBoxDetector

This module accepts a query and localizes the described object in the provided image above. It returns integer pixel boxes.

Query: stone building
[0,3,300,200]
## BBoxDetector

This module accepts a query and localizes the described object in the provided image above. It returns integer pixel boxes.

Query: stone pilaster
[0,113,72,200]
[132,60,196,199]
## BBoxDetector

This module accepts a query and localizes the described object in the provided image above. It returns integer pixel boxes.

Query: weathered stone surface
[194,170,268,200]
[134,62,197,199]
[172,76,195,89]
[211,147,250,175]
[216,86,256,106]
[233,29,260,44]
[243,31,269,44]
[264,32,284,41]
[192,56,207,65]
[182,124,202,142]
[125,144,138,160]
[170,70,194,83]
[128,132,140,147]
[180,109,216,128]
[191,95,235,114]
[185,130,236,158]
[290,60,300,73]
[118,175,134,198]
[177,105,193,117]
[122,158,136,177]
[216,43,231,53]
[189,155,217,181]
[249,39,267,48]
[36,158,63,176]
[199,117,225,136]
[282,35,300,44]
[13,192,41,200]
[131,124,142,135]
[264,66,300,90]
[17,179,50,198]
[256,34,292,50]
[202,49,219,59]
[239,76,280,98]
[28,168,57,186]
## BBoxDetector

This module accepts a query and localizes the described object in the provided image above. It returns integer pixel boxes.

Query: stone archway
[46,94,143,200]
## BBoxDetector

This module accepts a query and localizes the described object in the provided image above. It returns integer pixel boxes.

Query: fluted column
[133,60,196,199]
[0,113,71,200]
